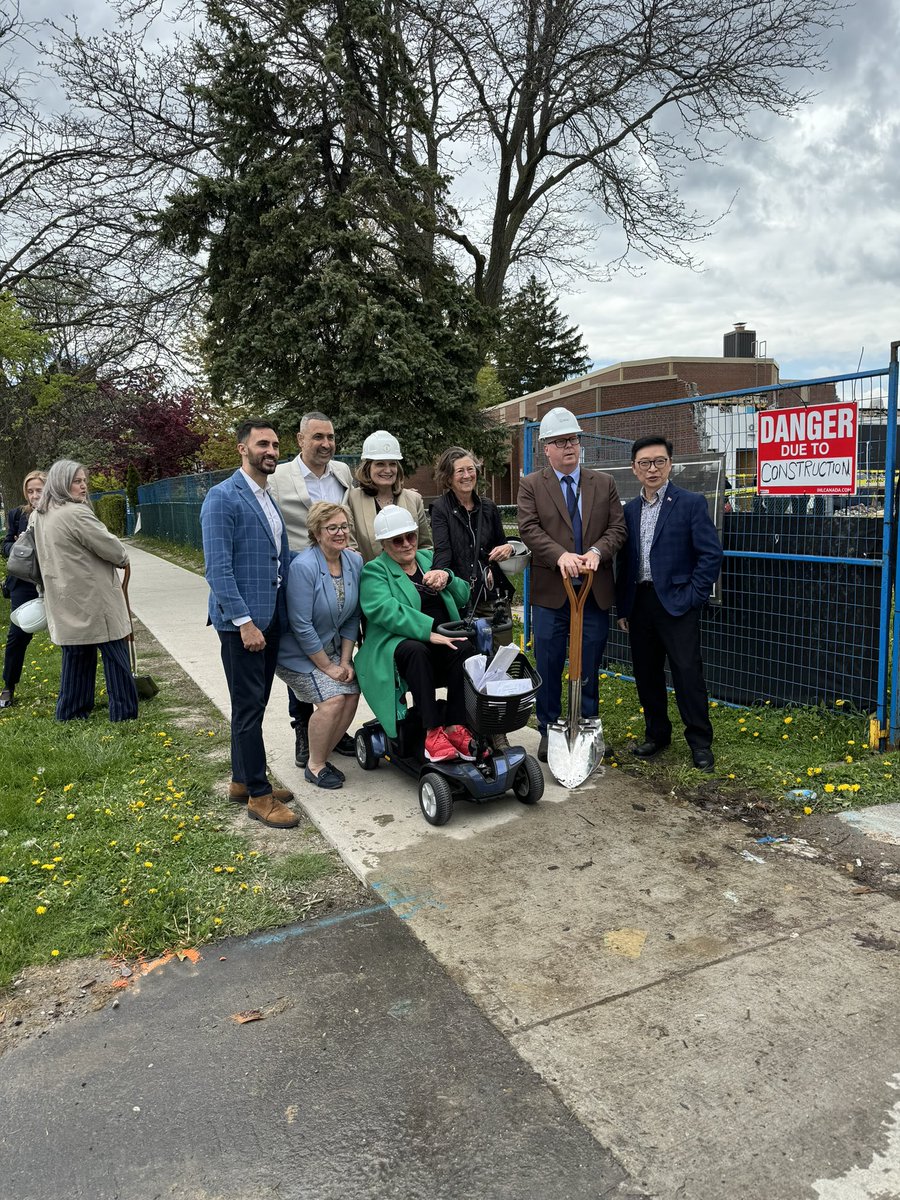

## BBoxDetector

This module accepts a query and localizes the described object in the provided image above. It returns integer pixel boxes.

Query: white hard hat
[497,539,532,576]
[11,597,48,634]
[539,407,582,440]
[360,430,403,461]
[373,504,418,542]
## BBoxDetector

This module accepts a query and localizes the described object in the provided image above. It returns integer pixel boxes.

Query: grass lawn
[580,668,895,813]
[0,587,358,989]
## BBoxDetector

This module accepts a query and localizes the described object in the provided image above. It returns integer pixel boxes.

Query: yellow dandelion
[63,783,75,793]
[824,784,835,793]
[35,905,47,914]
[66,813,75,821]
[784,717,793,725]
[803,806,813,815]
[51,949,59,957]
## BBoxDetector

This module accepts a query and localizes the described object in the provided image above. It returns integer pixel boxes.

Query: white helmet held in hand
[498,539,532,576]
[539,407,582,441]
[373,505,418,541]
[361,430,403,461]
[11,597,48,634]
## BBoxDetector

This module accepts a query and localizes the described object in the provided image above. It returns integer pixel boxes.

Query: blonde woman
[1,469,46,707]
[347,430,431,562]
[32,459,138,722]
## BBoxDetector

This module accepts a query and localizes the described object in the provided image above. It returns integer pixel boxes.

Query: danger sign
[756,401,858,495]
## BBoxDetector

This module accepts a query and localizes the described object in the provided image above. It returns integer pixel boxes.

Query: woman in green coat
[355,505,476,763]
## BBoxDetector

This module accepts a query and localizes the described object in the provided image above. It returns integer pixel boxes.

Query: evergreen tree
[494,276,592,399]
[160,0,500,468]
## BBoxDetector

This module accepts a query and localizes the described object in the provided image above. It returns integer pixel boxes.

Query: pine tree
[494,276,592,399]
[160,0,499,468]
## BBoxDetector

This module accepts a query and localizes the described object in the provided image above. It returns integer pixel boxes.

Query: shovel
[122,564,160,700]
[547,571,605,789]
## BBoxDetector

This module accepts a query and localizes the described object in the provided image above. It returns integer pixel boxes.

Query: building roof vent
[724,322,756,358]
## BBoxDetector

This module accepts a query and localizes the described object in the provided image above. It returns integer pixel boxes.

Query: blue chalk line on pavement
[249,902,392,946]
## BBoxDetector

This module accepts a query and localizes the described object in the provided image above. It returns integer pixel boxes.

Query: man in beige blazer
[517,407,627,761]
[268,410,354,766]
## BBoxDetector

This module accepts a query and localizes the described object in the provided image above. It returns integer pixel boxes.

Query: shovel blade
[547,718,604,789]
[134,674,159,700]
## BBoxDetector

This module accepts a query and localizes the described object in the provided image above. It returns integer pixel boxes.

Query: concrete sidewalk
[125,543,900,1200]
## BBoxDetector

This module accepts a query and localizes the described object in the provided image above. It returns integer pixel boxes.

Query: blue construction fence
[522,355,900,746]
[134,357,900,743]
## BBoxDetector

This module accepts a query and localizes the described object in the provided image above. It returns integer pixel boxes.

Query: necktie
[563,475,583,554]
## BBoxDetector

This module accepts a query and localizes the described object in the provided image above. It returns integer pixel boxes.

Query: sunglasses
[388,531,418,546]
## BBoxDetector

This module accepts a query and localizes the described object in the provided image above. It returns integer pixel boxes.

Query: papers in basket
[464,645,533,695]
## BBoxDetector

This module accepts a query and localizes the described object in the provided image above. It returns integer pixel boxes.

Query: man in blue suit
[616,436,723,772]
[201,420,299,828]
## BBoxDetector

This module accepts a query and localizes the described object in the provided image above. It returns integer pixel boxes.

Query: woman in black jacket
[430,446,515,643]
[1,470,46,708]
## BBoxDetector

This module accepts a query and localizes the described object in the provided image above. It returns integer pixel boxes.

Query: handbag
[6,526,42,587]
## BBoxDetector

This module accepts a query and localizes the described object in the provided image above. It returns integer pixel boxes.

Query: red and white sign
[756,401,858,495]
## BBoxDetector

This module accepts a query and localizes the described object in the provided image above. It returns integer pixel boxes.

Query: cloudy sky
[551,1,900,382]
[22,0,898,384]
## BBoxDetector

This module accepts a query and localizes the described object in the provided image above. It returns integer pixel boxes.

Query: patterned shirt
[638,481,669,582]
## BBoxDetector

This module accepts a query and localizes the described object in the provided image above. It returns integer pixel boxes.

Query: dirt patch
[0,956,123,1057]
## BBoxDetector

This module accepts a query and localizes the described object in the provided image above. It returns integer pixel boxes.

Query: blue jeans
[532,594,609,733]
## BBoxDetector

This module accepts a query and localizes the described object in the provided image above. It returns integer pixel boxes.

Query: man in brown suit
[518,407,627,761]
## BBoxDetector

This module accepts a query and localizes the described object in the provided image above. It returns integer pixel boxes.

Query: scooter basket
[463,653,541,735]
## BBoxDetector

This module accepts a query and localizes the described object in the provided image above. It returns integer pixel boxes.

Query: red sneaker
[425,728,459,762]
[443,726,477,761]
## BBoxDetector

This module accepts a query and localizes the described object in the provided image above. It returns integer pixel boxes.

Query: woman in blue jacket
[276,501,362,790]
[1,470,46,708]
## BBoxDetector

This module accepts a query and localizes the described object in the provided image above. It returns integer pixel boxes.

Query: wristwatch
[588,546,602,561]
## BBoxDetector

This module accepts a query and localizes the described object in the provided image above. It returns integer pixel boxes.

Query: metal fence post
[886,343,900,744]
[522,421,535,648]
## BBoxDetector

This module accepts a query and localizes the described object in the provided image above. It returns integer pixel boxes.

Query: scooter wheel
[419,773,454,826]
[355,729,379,771]
[512,755,544,805]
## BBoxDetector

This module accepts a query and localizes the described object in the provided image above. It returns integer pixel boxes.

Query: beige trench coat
[347,487,432,563]
[33,502,131,645]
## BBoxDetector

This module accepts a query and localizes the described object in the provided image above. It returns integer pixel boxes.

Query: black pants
[287,688,313,728]
[218,612,281,797]
[628,584,713,751]
[394,639,477,731]
[3,578,38,690]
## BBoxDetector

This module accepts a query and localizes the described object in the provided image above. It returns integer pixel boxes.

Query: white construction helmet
[10,597,48,634]
[539,407,582,440]
[373,504,418,541]
[360,430,403,461]
[497,539,532,576]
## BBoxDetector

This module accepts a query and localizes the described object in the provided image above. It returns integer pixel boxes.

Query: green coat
[356,549,470,737]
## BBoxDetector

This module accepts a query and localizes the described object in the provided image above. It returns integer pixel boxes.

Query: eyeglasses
[634,457,670,470]
[388,531,418,546]
[324,523,350,535]
[549,436,581,449]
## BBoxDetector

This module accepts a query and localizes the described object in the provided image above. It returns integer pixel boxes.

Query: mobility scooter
[355,544,544,826]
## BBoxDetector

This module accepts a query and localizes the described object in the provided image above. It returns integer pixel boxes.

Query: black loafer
[334,733,357,757]
[325,761,345,782]
[631,740,670,759]
[305,763,343,790]
[692,750,715,773]
[538,734,548,763]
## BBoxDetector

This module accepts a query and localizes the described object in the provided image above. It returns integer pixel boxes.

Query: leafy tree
[494,276,591,398]
[160,0,502,468]
[125,463,141,508]
[0,292,94,507]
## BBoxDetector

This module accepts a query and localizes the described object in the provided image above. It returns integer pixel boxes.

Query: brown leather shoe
[229,782,294,804]
[247,793,300,828]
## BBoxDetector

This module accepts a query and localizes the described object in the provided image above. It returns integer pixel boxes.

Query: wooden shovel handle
[562,570,594,683]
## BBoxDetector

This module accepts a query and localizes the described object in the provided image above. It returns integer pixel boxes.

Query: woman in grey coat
[32,459,138,722]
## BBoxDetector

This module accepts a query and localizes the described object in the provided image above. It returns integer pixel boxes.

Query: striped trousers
[57,638,139,723]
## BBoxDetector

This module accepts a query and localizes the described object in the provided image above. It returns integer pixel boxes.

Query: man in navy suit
[201,420,299,828]
[616,436,723,772]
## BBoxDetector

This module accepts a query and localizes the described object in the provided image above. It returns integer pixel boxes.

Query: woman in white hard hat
[355,505,478,763]
[32,459,138,722]
[1,469,46,708]
[347,430,432,563]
